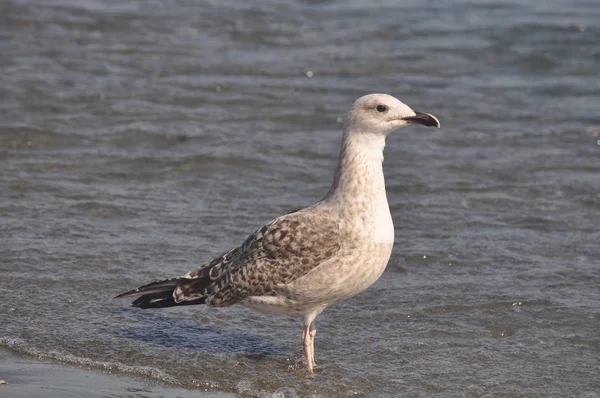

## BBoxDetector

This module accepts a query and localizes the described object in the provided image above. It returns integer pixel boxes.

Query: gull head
[346,93,440,137]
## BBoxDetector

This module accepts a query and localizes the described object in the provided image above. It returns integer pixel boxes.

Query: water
[1,0,599,396]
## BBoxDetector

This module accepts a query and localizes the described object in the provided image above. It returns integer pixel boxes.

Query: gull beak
[402,112,440,128]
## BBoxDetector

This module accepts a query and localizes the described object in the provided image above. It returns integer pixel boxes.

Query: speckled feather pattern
[174,207,342,307]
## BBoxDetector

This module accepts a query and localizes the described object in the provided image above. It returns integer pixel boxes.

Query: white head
[345,93,440,137]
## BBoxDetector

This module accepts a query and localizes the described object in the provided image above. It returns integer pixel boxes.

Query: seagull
[116,94,440,372]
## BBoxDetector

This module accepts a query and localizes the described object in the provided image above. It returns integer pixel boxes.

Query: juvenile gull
[116,94,440,372]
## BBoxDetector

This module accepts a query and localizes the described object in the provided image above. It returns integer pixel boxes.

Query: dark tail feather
[114,277,181,299]
[131,291,205,309]
[114,277,206,309]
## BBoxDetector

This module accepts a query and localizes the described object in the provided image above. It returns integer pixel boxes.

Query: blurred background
[1,0,599,397]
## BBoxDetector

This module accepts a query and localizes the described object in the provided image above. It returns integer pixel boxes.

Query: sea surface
[1,0,599,397]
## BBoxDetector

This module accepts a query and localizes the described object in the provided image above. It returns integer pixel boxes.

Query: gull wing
[174,207,341,306]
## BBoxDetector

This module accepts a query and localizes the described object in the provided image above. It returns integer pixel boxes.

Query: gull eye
[376,105,387,113]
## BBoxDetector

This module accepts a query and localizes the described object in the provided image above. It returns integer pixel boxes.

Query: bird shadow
[106,308,286,358]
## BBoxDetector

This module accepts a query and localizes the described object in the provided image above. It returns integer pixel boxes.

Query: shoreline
[0,349,234,398]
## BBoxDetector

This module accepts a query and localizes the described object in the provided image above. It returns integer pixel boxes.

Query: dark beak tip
[428,113,441,128]
[404,112,440,128]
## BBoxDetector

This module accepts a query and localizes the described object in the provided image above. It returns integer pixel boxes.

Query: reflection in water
[109,311,284,356]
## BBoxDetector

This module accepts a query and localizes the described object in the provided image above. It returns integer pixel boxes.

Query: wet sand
[0,350,233,398]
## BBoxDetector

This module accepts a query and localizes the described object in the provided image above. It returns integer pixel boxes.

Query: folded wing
[116,207,341,308]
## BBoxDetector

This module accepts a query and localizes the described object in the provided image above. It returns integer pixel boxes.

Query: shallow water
[1,0,599,396]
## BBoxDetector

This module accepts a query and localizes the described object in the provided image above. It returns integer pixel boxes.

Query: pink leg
[309,320,317,368]
[302,325,314,372]
[302,308,324,372]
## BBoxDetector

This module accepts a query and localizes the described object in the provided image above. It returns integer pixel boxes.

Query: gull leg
[302,324,314,372]
[302,308,324,372]
[309,320,317,368]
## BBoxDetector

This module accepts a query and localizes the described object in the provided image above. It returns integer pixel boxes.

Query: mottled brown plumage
[173,207,341,306]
